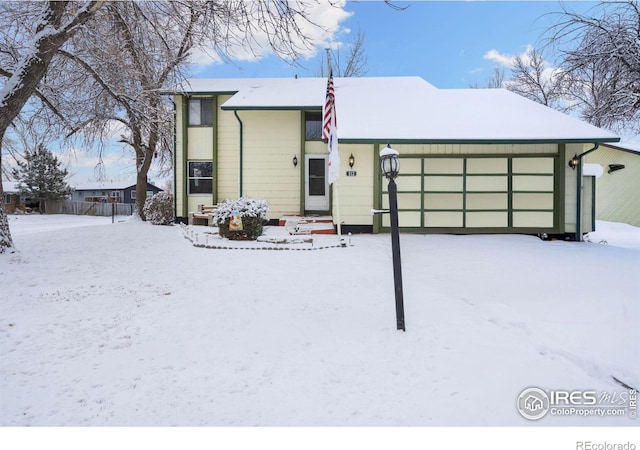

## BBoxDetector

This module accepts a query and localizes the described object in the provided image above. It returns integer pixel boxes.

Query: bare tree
[469,66,506,89]
[506,46,568,111]
[60,1,326,220]
[320,27,368,77]
[0,1,104,253]
[546,1,640,131]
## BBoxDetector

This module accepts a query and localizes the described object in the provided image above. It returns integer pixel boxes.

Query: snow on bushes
[143,192,174,225]
[213,197,268,240]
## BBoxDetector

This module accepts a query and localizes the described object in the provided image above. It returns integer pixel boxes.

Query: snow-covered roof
[2,181,20,193]
[73,181,161,191]
[175,76,619,144]
[583,163,604,178]
[603,141,640,155]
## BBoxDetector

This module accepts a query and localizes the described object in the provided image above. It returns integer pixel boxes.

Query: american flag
[323,72,340,185]
[322,74,336,142]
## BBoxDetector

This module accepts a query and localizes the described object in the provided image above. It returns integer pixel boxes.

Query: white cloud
[190,0,352,68]
[483,48,517,68]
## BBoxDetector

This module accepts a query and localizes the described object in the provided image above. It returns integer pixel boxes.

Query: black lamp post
[380,144,405,331]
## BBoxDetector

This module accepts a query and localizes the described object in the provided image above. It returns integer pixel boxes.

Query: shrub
[213,197,268,240]
[143,192,174,225]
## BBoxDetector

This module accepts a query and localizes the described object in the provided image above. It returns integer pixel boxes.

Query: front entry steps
[279,215,335,235]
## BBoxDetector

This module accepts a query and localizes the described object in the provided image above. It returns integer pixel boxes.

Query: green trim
[233,110,243,197]
[299,112,305,215]
[462,159,467,227]
[222,106,322,111]
[212,96,218,204]
[507,158,513,228]
[373,143,382,233]
[575,143,600,241]
[591,176,596,232]
[181,97,188,217]
[556,144,565,233]
[335,138,620,145]
[172,100,177,218]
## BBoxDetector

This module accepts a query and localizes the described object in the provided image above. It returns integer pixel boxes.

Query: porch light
[292,155,298,167]
[568,154,579,170]
[380,144,400,179]
[348,153,355,168]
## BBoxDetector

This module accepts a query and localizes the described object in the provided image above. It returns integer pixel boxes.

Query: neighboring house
[71,181,162,204]
[585,142,640,227]
[1,181,30,213]
[169,77,619,239]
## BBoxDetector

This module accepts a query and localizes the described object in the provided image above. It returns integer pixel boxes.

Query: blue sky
[194,1,595,88]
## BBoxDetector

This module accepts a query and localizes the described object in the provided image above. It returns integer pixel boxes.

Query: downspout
[233,110,244,197]
[575,143,599,242]
[171,100,177,221]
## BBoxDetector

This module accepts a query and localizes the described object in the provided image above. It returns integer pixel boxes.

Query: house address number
[346,170,357,177]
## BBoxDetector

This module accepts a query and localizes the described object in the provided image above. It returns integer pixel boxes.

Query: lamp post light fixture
[380,144,406,331]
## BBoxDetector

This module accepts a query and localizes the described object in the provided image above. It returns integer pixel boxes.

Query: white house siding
[238,110,301,219]
[381,144,559,231]
[586,145,640,227]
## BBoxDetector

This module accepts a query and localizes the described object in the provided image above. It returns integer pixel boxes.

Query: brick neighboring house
[2,181,30,213]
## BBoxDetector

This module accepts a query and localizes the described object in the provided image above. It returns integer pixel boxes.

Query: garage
[381,155,558,233]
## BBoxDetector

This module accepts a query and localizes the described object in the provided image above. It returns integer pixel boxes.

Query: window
[188,161,213,194]
[188,98,214,126]
[305,112,322,140]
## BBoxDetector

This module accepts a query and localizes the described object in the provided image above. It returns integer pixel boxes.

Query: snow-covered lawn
[0,215,638,426]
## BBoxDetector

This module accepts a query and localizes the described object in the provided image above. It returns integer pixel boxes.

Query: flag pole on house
[323,49,343,243]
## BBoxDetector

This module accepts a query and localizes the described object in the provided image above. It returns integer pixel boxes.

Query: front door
[305,155,329,212]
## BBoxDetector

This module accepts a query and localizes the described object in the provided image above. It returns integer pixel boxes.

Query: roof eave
[337,137,621,145]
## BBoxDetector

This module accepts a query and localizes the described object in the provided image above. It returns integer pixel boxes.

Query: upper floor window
[188,98,214,126]
[305,111,322,140]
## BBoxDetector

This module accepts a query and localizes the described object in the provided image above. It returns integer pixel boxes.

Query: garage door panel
[513,193,554,210]
[466,176,508,191]
[513,211,554,227]
[424,211,463,227]
[466,193,508,210]
[424,193,463,210]
[466,212,508,227]
[424,176,463,191]
[466,158,508,174]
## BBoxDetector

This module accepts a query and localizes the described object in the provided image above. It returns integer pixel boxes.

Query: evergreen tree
[12,144,72,213]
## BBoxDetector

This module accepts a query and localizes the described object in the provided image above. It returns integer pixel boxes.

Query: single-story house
[585,142,640,227]
[169,76,619,239]
[71,181,163,204]
[1,181,30,213]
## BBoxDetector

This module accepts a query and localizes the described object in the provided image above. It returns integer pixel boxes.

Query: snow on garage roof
[176,76,619,143]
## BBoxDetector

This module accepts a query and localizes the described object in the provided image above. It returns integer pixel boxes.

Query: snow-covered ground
[0,215,638,428]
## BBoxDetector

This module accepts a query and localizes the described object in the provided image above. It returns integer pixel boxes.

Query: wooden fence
[44,200,135,217]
